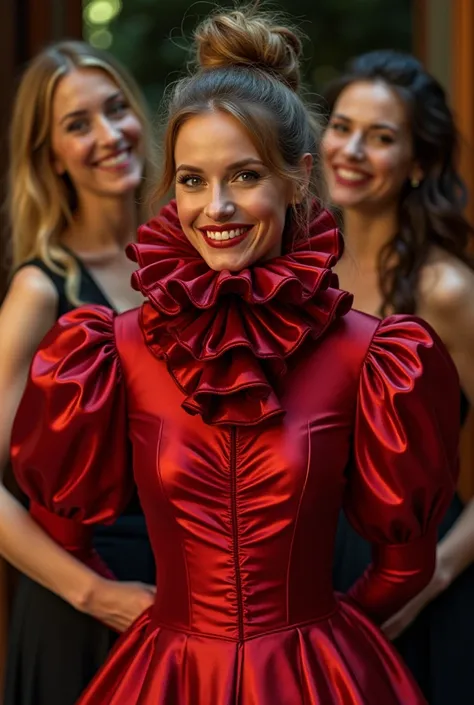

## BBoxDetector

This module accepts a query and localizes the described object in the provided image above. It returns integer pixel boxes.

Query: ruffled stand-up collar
[127,201,352,426]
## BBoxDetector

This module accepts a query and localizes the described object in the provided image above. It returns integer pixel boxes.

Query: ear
[54,159,66,176]
[293,152,313,204]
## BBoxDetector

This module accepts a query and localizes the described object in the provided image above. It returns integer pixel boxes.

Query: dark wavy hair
[324,50,474,315]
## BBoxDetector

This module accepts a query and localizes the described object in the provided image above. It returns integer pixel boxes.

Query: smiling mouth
[96,149,132,169]
[198,225,253,249]
[334,167,371,186]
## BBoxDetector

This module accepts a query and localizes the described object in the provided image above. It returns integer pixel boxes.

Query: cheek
[175,193,199,232]
[122,116,143,145]
[249,183,289,222]
[372,150,411,184]
[251,188,288,248]
[53,137,91,170]
[321,134,338,163]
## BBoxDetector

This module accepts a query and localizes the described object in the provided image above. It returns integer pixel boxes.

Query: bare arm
[418,259,474,586]
[382,259,474,639]
[0,268,154,633]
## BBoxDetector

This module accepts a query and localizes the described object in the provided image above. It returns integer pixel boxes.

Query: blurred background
[0,0,473,497]
[79,0,413,113]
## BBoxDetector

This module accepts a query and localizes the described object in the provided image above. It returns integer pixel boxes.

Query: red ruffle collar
[127,200,352,426]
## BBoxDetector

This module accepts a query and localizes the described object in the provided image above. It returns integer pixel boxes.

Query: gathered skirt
[76,598,426,705]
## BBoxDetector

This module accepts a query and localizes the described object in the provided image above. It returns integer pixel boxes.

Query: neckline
[61,245,117,313]
[127,200,353,426]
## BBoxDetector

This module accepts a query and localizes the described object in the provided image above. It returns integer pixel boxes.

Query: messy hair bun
[195,9,303,92]
[156,5,326,234]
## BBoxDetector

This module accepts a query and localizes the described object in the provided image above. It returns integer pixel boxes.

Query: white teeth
[204,227,248,241]
[336,168,367,182]
[99,151,129,167]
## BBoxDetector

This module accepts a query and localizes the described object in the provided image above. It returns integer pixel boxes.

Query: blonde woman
[0,41,156,705]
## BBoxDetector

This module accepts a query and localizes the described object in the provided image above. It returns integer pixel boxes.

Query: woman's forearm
[437,497,474,585]
[0,486,100,612]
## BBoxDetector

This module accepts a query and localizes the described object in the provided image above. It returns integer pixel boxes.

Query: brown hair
[7,40,153,305]
[155,5,326,232]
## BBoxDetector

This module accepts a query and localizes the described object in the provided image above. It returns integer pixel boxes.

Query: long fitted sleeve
[10,305,133,577]
[344,315,459,624]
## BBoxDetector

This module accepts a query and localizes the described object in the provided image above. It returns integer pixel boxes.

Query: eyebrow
[59,91,123,124]
[175,158,265,173]
[332,113,399,133]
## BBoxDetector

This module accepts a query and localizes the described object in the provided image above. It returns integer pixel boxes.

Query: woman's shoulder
[7,264,58,315]
[416,246,474,356]
[418,246,474,318]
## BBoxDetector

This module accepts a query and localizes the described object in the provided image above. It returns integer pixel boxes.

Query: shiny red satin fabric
[11,205,459,704]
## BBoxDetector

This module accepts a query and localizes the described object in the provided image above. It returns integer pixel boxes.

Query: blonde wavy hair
[7,40,153,305]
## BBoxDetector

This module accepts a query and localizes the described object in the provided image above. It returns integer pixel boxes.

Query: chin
[330,192,367,210]
[201,252,252,273]
[204,257,242,272]
[106,176,143,198]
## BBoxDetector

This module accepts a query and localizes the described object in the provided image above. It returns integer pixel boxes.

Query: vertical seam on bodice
[230,427,245,641]
[285,421,312,623]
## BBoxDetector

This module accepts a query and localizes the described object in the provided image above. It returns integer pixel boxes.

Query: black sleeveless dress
[4,255,156,705]
[333,391,474,705]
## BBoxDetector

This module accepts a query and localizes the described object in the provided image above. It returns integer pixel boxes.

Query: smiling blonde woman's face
[50,67,144,201]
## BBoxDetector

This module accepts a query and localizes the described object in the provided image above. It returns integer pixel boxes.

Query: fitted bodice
[117,309,375,639]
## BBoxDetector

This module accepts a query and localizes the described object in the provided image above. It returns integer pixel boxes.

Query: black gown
[4,253,155,705]
[333,391,474,705]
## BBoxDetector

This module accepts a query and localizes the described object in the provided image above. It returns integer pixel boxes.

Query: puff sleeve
[10,305,133,578]
[344,315,460,624]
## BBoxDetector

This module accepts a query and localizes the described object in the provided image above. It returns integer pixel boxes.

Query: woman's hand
[83,577,156,633]
[381,554,451,640]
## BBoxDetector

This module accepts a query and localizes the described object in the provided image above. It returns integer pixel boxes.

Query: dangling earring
[411,177,420,188]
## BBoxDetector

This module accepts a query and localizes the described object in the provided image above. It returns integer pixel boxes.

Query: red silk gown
[11,204,459,704]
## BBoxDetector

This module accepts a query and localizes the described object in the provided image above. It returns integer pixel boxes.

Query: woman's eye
[66,120,88,133]
[329,122,349,134]
[375,133,395,145]
[108,101,128,117]
[177,174,204,187]
[235,171,260,183]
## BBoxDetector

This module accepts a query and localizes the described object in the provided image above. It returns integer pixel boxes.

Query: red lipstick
[197,224,254,249]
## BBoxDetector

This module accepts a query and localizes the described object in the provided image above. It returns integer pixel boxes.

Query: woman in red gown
[10,8,459,704]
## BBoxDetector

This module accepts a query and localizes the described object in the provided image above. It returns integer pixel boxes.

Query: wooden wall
[452,0,474,501]
[417,0,474,501]
[0,0,82,301]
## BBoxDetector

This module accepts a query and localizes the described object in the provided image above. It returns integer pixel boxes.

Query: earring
[411,177,420,188]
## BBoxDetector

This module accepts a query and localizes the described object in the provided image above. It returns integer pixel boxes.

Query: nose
[95,115,122,146]
[342,132,365,160]
[204,184,236,221]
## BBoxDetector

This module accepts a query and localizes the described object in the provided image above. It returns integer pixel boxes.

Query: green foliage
[83,0,412,114]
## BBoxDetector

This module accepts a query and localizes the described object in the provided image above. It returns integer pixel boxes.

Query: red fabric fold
[127,201,353,425]
[343,314,460,623]
[348,531,437,625]
[29,501,115,580]
[11,306,133,533]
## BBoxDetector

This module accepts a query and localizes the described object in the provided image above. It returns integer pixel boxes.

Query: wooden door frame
[0,0,82,301]
[452,0,474,500]
[416,0,474,500]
